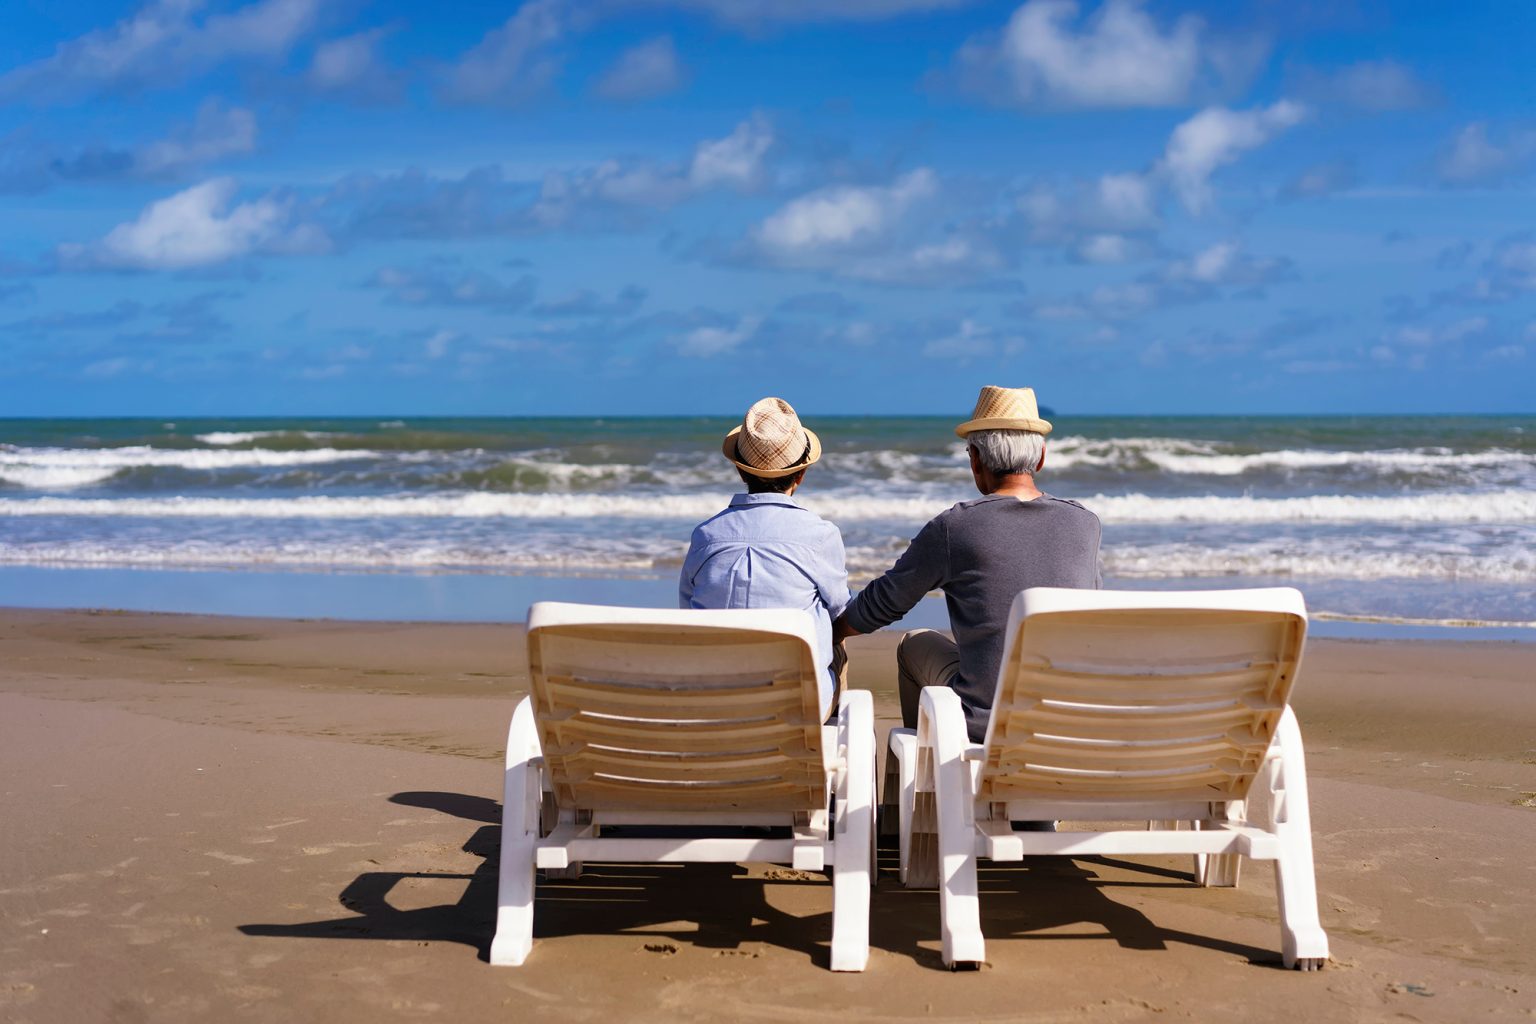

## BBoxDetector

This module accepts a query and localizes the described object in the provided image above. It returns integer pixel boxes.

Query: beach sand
[1,609,1532,1022]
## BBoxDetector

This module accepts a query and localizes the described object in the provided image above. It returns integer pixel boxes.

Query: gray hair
[967,429,1045,476]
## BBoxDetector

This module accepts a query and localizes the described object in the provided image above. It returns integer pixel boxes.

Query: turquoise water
[1,415,1532,631]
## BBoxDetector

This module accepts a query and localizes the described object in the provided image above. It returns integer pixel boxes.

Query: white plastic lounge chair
[886,587,1329,971]
[491,602,875,971]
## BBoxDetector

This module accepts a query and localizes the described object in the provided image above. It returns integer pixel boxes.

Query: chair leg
[491,697,541,966]
[830,690,873,972]
[1198,802,1244,888]
[920,687,985,969]
[887,729,931,888]
[1268,708,1330,970]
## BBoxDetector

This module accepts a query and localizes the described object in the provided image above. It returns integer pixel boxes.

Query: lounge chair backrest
[980,587,1308,805]
[525,602,827,813]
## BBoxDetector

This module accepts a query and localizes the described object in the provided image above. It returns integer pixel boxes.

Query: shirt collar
[728,492,804,510]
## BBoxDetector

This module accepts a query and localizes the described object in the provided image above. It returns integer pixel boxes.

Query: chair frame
[492,602,875,971]
[885,586,1330,971]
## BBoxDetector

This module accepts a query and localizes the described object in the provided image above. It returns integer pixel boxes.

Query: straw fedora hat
[722,397,822,479]
[954,385,1053,438]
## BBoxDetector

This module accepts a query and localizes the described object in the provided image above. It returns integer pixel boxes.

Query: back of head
[721,397,821,491]
[967,429,1045,476]
[955,385,1052,477]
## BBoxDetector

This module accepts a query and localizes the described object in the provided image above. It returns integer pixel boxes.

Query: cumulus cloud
[327,117,772,240]
[1074,233,1136,264]
[531,285,647,316]
[1157,100,1307,213]
[921,318,1018,361]
[1038,240,1294,319]
[441,0,566,105]
[1460,238,1536,301]
[1393,316,1489,348]
[58,177,326,270]
[367,266,536,310]
[755,169,936,251]
[688,114,773,189]
[954,0,1262,109]
[3,100,257,193]
[1160,241,1293,290]
[1437,122,1536,185]
[1019,172,1158,233]
[629,0,975,24]
[594,36,685,101]
[308,28,401,101]
[132,99,258,177]
[1296,59,1434,111]
[674,313,761,357]
[0,0,321,102]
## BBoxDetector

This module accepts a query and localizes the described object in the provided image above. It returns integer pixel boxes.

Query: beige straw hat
[954,385,1053,438]
[722,397,822,479]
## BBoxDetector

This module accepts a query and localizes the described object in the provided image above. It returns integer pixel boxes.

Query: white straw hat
[954,385,1053,438]
[722,397,822,479]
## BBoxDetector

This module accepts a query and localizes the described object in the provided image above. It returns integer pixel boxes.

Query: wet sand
[1,609,1532,1022]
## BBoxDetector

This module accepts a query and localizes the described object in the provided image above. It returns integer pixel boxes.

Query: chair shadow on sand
[238,791,1278,970]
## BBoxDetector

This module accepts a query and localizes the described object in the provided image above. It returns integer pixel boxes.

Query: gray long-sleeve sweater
[843,492,1102,740]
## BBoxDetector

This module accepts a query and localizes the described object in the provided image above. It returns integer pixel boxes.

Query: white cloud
[675,314,761,357]
[1015,171,1160,250]
[1437,122,1536,185]
[1393,316,1489,348]
[424,330,458,359]
[59,178,325,270]
[1076,233,1132,264]
[633,0,974,23]
[135,100,257,176]
[1094,172,1157,226]
[442,0,565,105]
[995,0,1202,106]
[308,28,398,99]
[922,318,1010,361]
[1299,60,1433,111]
[0,0,320,102]
[957,0,1260,109]
[1157,100,1307,213]
[756,169,936,251]
[528,116,773,227]
[28,99,258,188]
[594,36,685,100]
[1481,344,1525,365]
[689,114,773,189]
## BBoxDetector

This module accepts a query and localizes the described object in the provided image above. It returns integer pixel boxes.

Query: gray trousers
[896,628,960,730]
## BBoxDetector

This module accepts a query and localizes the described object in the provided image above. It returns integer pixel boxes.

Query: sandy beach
[1,609,1533,1022]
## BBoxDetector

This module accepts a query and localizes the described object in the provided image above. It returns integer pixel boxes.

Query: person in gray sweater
[832,386,1101,742]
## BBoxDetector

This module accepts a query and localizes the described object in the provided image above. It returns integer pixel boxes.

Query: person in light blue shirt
[680,397,850,720]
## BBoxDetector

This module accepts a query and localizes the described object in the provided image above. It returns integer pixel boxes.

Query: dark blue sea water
[1,415,1532,631]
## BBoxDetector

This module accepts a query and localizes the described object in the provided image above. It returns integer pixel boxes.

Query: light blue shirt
[679,492,851,717]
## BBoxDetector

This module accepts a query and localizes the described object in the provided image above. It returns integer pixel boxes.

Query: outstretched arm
[837,516,946,639]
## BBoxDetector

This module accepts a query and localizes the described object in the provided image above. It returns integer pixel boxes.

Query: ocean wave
[194,430,338,445]
[0,534,1529,586]
[1048,435,1534,477]
[2,488,1534,524]
[0,445,392,487]
[1097,544,1536,585]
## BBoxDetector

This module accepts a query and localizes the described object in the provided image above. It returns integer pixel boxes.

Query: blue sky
[1,0,1533,416]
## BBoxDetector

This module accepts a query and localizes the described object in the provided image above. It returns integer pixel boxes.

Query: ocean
[1,415,1532,634]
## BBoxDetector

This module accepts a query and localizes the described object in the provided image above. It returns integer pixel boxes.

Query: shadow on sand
[238,790,1281,970]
